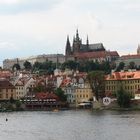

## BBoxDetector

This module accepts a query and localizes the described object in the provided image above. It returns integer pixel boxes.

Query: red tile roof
[107,51,119,57]
[75,51,106,59]
[0,79,15,89]
[35,92,59,100]
[106,71,140,80]
[0,70,13,78]
[60,78,71,87]
[121,54,140,59]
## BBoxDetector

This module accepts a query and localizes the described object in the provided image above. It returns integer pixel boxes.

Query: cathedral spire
[65,35,71,56]
[137,44,140,54]
[76,29,80,41]
[76,29,79,36]
[66,35,70,46]
[86,35,89,46]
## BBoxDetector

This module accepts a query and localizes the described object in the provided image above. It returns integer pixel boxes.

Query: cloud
[124,3,140,11]
[0,0,139,64]
[0,0,19,4]
[0,41,19,50]
[0,0,62,15]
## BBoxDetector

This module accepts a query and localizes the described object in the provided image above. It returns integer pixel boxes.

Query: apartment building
[105,71,140,98]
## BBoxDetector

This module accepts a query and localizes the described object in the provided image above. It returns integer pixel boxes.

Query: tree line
[12,60,113,74]
[12,59,140,75]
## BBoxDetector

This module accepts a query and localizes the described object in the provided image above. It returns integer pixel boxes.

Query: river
[0,110,140,140]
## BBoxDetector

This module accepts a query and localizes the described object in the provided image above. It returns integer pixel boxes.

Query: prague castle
[3,29,119,70]
[65,30,119,62]
[65,29,105,55]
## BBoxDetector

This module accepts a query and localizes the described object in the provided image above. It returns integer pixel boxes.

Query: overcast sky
[0,0,140,64]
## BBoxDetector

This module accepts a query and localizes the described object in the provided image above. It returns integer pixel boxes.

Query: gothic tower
[72,29,82,54]
[86,35,89,51]
[65,35,71,56]
[137,44,140,54]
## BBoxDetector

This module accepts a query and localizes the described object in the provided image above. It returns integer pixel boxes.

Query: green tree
[32,61,56,75]
[15,100,22,109]
[32,62,42,71]
[128,61,137,69]
[99,61,111,74]
[34,85,46,92]
[55,88,67,102]
[62,60,78,70]
[12,63,20,71]
[87,71,105,101]
[116,87,132,108]
[116,62,125,71]
[24,61,32,70]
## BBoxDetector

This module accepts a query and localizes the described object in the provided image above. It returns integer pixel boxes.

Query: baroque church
[65,30,119,62]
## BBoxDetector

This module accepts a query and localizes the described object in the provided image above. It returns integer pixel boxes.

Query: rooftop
[106,71,140,80]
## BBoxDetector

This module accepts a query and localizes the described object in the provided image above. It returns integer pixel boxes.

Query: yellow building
[0,79,16,100]
[75,82,93,107]
[105,71,140,97]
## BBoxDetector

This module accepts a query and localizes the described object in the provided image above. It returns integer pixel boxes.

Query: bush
[116,87,132,108]
[55,88,67,102]
[15,100,21,108]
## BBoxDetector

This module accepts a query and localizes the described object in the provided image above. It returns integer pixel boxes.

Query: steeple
[66,35,70,46]
[86,35,89,46]
[76,29,80,41]
[72,29,82,54]
[65,35,71,56]
[137,44,140,54]
[86,35,89,51]
[76,29,79,37]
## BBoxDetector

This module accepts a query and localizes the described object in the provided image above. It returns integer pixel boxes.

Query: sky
[0,0,140,65]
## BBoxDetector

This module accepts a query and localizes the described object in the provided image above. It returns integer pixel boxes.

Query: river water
[0,110,140,140]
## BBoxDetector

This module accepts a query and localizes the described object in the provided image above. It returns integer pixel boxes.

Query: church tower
[72,29,82,54]
[137,44,140,54]
[86,35,89,51]
[65,35,72,56]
